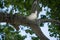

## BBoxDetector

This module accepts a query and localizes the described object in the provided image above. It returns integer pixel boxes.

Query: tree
[0,0,60,40]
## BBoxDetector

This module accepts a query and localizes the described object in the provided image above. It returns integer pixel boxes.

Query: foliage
[0,24,39,40]
[0,0,35,16]
[40,0,60,39]
[0,0,60,40]
[32,37,40,40]
[0,24,27,40]
[25,29,34,35]
[0,0,40,40]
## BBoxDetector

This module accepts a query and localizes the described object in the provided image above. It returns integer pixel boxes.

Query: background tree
[0,0,60,40]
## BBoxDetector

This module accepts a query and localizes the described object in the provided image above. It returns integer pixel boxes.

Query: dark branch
[0,12,49,40]
[0,12,60,40]
[38,19,60,24]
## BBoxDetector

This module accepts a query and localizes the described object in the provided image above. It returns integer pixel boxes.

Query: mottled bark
[0,12,60,40]
[0,12,49,40]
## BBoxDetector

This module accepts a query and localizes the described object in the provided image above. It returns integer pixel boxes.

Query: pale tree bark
[29,0,49,40]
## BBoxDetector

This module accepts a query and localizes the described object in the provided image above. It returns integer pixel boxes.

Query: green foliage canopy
[0,0,60,40]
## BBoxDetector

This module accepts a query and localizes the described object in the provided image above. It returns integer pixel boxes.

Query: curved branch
[29,22,49,40]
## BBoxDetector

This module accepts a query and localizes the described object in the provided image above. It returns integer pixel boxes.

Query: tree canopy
[0,0,60,40]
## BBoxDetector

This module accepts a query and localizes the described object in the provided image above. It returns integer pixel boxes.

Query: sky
[41,23,57,40]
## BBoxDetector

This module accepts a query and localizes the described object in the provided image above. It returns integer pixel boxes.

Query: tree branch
[38,19,60,24]
[0,0,59,40]
[0,12,49,40]
[1,12,60,40]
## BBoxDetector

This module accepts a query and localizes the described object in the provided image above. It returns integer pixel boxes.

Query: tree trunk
[0,12,49,40]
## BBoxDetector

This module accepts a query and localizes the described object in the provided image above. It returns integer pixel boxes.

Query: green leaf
[25,30,34,35]
[32,37,39,40]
